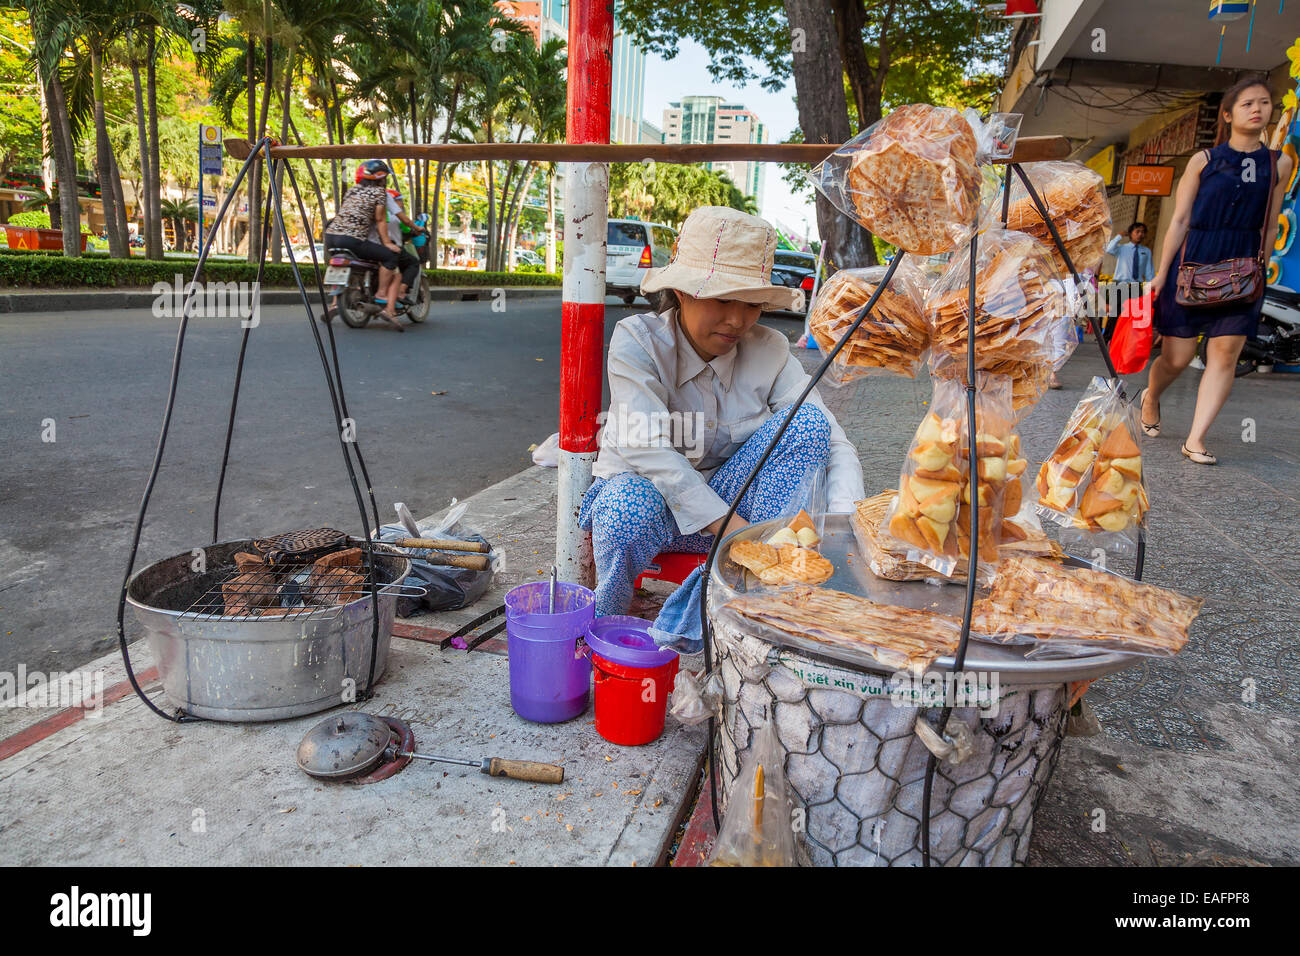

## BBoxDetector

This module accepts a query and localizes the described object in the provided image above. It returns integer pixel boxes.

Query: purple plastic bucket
[505,581,594,723]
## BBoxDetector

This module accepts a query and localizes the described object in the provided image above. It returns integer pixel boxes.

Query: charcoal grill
[126,538,415,722]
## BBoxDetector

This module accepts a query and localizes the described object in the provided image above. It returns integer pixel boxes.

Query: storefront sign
[1085,145,1117,185]
[1123,164,1174,196]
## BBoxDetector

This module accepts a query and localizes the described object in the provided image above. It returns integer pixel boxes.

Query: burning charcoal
[222,570,279,611]
[233,551,267,572]
[307,568,366,606]
[311,547,363,579]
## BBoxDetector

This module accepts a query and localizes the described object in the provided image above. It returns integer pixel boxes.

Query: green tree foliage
[609,161,759,228]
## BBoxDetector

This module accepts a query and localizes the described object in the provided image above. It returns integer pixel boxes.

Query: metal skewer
[549,564,557,613]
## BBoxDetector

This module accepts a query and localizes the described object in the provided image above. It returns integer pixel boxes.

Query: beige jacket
[592,310,864,536]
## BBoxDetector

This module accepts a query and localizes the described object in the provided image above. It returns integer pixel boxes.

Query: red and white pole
[556,0,612,586]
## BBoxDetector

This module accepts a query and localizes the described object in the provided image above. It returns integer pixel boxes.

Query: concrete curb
[0,286,562,314]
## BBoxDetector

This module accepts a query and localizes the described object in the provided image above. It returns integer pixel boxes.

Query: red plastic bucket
[592,652,679,746]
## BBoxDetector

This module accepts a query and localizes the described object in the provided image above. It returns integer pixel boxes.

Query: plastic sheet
[1004,161,1112,277]
[1034,377,1147,556]
[972,556,1202,658]
[806,261,932,384]
[708,719,799,866]
[808,104,984,255]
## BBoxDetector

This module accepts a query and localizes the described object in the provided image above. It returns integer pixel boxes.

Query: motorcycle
[321,214,433,328]
[1196,284,1300,376]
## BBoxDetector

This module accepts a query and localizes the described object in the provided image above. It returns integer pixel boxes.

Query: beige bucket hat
[640,206,804,313]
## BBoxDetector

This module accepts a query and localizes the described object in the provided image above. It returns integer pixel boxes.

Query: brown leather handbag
[1175,148,1277,308]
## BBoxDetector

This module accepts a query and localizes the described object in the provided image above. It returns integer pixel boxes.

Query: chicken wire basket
[710,616,1069,867]
[705,515,1141,866]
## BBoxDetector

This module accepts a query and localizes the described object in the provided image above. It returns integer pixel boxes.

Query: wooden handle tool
[392,537,490,554]
[484,758,565,784]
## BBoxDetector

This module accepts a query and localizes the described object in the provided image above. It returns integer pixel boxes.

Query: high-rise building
[661,96,766,208]
[513,0,646,144]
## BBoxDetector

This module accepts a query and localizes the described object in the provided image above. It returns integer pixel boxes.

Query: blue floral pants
[578,403,831,650]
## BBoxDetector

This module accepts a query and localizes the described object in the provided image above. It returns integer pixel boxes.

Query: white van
[606,219,677,305]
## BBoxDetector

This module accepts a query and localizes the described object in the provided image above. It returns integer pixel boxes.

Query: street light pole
[555,0,613,587]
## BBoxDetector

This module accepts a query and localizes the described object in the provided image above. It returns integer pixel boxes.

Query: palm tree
[23,0,88,255]
[501,34,565,271]
[160,194,197,250]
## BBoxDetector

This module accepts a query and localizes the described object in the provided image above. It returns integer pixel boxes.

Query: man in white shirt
[577,207,863,650]
[1103,222,1155,339]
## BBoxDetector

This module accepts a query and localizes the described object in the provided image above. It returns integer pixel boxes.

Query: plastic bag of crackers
[1035,376,1148,556]
[807,104,984,255]
[1004,161,1112,278]
[806,261,932,385]
[972,557,1202,659]
[927,228,1077,373]
[881,373,1014,577]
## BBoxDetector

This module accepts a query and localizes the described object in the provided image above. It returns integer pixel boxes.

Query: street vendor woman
[578,206,864,650]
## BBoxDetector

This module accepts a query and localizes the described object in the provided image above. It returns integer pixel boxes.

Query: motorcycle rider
[372,186,422,306]
[324,159,404,331]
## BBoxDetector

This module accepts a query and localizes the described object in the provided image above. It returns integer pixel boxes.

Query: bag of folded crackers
[808,104,987,256]
[852,487,1060,584]
[1004,161,1112,278]
[881,374,1015,577]
[972,556,1203,659]
[1035,376,1147,555]
[806,261,931,384]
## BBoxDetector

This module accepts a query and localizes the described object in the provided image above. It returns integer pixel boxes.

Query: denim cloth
[578,403,831,652]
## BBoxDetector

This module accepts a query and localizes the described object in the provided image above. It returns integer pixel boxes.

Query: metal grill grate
[178,554,378,622]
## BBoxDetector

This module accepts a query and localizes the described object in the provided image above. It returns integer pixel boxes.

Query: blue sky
[641,38,819,245]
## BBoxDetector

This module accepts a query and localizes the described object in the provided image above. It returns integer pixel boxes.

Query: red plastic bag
[1109,290,1153,374]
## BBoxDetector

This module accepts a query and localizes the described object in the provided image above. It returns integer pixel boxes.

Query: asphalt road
[0,295,804,676]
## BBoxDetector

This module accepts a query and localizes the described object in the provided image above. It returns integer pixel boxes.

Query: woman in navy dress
[1141,76,1292,464]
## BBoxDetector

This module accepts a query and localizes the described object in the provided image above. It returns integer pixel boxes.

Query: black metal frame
[115,139,387,721]
[696,160,1148,862]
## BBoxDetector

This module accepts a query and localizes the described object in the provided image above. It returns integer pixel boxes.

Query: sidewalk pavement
[0,286,561,314]
[1,340,1296,865]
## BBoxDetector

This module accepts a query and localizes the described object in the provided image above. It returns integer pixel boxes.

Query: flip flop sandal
[1181,444,1217,465]
[1139,388,1160,437]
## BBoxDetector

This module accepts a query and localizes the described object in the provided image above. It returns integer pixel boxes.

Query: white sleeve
[768,354,865,513]
[605,329,730,536]
[1104,235,1122,255]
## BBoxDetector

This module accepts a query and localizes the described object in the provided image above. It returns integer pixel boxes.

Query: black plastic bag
[375,525,494,615]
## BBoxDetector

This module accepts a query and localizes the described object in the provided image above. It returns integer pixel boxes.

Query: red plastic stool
[633,551,708,589]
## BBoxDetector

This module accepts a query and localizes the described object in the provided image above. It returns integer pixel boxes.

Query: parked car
[606,219,676,305]
[514,248,544,268]
[767,249,818,317]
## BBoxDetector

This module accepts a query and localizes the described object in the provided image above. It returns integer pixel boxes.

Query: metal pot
[125,538,411,722]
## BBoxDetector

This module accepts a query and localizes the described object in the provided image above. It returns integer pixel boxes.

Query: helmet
[358,159,391,182]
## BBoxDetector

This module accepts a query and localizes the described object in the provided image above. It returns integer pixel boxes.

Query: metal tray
[708,515,1140,685]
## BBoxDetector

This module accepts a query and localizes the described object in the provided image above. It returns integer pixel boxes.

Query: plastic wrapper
[926,229,1076,373]
[806,261,932,384]
[881,374,1012,577]
[929,351,1050,422]
[851,486,1060,588]
[807,104,984,255]
[708,720,798,866]
[1034,376,1147,555]
[720,584,963,676]
[724,471,835,589]
[668,668,722,726]
[972,556,1203,658]
[1004,161,1112,277]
